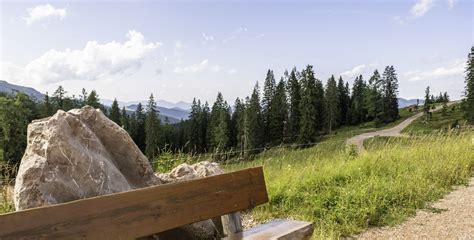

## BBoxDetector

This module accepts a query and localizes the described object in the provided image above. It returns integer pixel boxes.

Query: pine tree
[188,98,202,152]
[366,70,383,124]
[325,75,339,133]
[120,107,129,130]
[133,103,146,152]
[382,66,399,123]
[463,46,474,123]
[262,69,276,143]
[299,65,318,144]
[145,94,161,160]
[231,97,246,154]
[314,78,325,132]
[268,78,288,144]
[287,68,302,140]
[109,98,121,125]
[80,88,88,106]
[200,102,210,152]
[423,86,431,121]
[86,90,101,109]
[42,92,54,117]
[337,77,350,126]
[246,83,264,153]
[209,92,230,151]
[52,86,66,109]
[350,75,367,125]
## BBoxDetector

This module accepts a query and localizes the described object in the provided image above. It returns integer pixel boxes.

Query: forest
[1,54,473,170]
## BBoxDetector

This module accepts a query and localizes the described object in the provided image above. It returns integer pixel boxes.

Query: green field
[403,103,466,134]
[224,132,473,238]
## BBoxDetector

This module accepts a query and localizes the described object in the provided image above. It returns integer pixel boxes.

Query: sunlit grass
[224,132,474,239]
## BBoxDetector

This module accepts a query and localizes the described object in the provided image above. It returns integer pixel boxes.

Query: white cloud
[174,59,209,73]
[340,64,366,79]
[404,59,465,81]
[227,69,237,75]
[410,0,434,18]
[24,4,67,26]
[1,30,161,84]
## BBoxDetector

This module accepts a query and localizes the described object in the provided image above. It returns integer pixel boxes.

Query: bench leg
[221,212,243,237]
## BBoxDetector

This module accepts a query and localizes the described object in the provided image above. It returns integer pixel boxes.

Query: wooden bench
[0,167,313,239]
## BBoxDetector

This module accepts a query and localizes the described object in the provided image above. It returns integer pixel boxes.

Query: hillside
[0,80,44,100]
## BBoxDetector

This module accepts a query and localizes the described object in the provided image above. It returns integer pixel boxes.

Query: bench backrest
[0,167,267,239]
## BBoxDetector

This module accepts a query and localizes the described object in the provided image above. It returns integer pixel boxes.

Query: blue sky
[0,0,472,104]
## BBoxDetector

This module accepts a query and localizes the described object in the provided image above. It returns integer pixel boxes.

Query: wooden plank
[225,219,314,240]
[0,167,268,239]
[222,211,243,236]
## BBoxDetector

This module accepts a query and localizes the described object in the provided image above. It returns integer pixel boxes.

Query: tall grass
[225,132,474,238]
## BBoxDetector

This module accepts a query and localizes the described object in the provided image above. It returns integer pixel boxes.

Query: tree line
[2,43,473,169]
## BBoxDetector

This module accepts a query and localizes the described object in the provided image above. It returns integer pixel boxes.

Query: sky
[0,0,472,104]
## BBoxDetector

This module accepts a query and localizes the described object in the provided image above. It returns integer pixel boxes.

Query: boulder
[14,106,159,210]
[14,106,222,239]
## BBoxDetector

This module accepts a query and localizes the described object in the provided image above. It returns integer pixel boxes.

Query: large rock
[14,106,159,210]
[14,106,222,239]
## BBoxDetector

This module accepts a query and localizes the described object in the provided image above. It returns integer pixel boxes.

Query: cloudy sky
[0,0,472,104]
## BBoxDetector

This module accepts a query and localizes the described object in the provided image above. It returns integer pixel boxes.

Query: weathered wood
[222,211,243,236]
[225,219,314,240]
[0,167,268,239]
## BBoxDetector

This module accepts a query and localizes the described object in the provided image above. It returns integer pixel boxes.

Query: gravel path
[346,103,454,152]
[357,177,474,239]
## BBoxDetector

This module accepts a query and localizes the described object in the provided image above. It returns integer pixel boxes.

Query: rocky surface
[13,106,222,239]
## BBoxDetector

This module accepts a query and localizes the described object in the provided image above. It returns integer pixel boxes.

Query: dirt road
[346,103,453,152]
[357,177,474,239]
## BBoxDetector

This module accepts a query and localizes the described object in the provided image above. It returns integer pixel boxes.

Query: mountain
[398,98,424,108]
[0,80,189,123]
[126,104,189,123]
[0,80,44,100]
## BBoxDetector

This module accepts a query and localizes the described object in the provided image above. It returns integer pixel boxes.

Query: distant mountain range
[397,98,424,108]
[0,80,44,100]
[0,80,190,123]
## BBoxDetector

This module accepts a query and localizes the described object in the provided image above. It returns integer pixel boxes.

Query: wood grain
[0,167,268,239]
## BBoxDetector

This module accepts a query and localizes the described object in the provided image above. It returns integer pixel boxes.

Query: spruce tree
[120,107,129,130]
[188,98,202,152]
[52,86,66,109]
[209,92,230,151]
[133,103,146,152]
[287,68,302,140]
[268,78,288,144]
[200,102,210,152]
[350,75,367,125]
[145,94,161,160]
[299,65,318,144]
[232,98,246,154]
[314,78,325,132]
[262,69,276,142]
[80,88,88,106]
[382,66,399,123]
[423,86,431,121]
[246,83,264,153]
[337,77,350,126]
[86,90,101,109]
[325,75,339,133]
[366,70,383,124]
[463,46,474,123]
[109,98,121,125]
[42,92,54,117]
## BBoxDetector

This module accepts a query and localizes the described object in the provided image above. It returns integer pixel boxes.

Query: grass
[224,132,474,239]
[403,103,466,135]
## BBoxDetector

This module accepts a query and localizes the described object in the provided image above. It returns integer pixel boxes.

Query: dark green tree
[337,77,350,125]
[262,69,276,143]
[109,98,121,125]
[145,94,161,160]
[120,107,129,130]
[350,75,367,125]
[325,75,339,133]
[366,70,383,124]
[287,68,302,140]
[382,66,399,123]
[86,90,101,109]
[52,86,66,109]
[463,46,474,123]
[299,65,318,144]
[268,78,288,144]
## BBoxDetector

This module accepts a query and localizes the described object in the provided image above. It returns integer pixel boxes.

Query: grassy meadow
[224,131,473,238]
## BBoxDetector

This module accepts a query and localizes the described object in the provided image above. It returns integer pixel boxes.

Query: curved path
[346,103,454,152]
